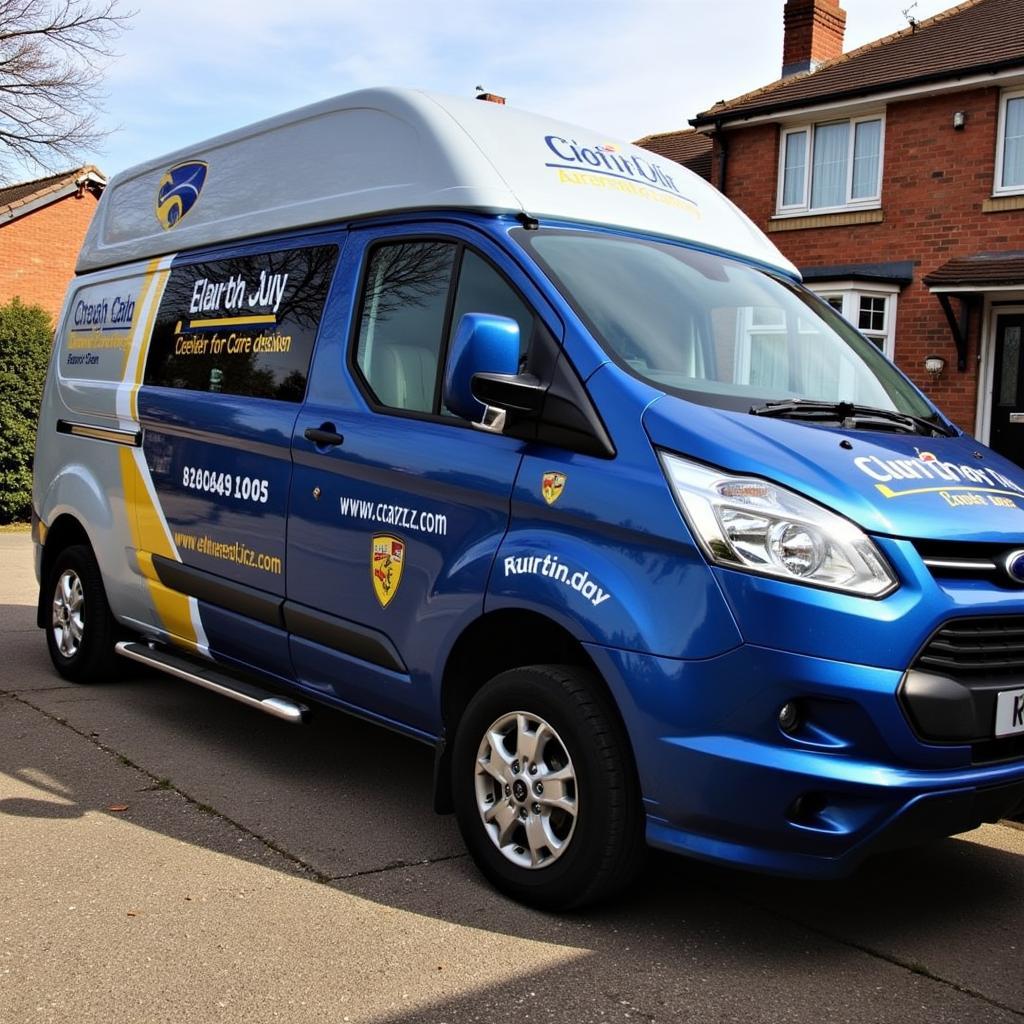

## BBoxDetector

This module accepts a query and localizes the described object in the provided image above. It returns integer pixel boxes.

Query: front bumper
[585,642,1024,879]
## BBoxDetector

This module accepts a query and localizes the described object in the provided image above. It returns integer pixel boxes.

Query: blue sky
[73,0,955,179]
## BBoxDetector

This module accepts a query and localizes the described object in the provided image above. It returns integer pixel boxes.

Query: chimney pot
[782,0,846,78]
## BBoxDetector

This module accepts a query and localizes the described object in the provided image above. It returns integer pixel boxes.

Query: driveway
[2,530,1023,1023]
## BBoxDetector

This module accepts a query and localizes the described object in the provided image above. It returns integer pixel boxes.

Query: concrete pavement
[2,529,1024,1023]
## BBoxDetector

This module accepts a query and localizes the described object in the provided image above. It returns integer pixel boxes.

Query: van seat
[372,344,436,412]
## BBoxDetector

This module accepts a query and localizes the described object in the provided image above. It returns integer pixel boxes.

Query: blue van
[33,89,1024,908]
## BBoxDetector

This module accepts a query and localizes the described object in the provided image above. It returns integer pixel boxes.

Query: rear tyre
[452,664,645,910]
[44,543,120,683]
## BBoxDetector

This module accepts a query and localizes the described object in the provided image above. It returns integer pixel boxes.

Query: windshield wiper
[749,399,955,437]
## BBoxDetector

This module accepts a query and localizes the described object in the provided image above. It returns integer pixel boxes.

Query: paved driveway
[2,530,1023,1023]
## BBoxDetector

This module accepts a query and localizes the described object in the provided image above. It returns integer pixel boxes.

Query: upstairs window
[778,115,884,215]
[996,89,1024,194]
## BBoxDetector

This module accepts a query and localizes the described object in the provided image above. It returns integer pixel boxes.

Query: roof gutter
[0,183,81,223]
[690,60,1024,130]
[927,283,1024,293]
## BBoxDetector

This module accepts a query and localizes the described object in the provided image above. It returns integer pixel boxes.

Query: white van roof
[77,88,796,276]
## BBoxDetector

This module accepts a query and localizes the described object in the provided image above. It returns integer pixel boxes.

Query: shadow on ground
[3,599,1024,1021]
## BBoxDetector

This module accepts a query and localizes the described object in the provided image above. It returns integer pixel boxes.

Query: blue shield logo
[156,161,207,230]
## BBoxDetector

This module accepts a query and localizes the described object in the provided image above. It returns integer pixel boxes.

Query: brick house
[0,167,106,324]
[640,0,1024,467]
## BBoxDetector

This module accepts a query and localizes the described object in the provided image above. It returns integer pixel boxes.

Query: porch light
[924,355,946,379]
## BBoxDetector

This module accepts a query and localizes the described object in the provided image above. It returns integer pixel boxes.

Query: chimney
[782,0,846,78]
[475,91,506,105]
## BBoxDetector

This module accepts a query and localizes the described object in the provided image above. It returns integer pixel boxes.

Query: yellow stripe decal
[121,444,201,650]
[118,265,159,380]
[118,259,202,652]
[130,263,170,421]
[119,259,162,413]
[189,314,276,328]
[876,483,1024,500]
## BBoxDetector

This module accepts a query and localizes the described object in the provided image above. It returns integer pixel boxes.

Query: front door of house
[990,314,1024,468]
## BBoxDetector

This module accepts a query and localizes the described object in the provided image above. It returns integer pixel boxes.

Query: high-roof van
[33,88,1024,908]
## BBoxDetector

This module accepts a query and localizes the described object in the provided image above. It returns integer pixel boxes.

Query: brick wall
[715,86,1021,433]
[0,190,100,326]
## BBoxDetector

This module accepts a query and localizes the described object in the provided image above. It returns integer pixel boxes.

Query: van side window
[355,241,537,416]
[145,245,338,401]
[448,250,533,361]
[355,242,458,413]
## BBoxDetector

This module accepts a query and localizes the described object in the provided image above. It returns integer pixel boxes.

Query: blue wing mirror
[444,313,534,430]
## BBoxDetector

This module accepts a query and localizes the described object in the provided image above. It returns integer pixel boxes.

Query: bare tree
[0,0,132,178]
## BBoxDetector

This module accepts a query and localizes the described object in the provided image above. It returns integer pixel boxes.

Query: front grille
[906,616,1024,763]
[912,540,1010,585]
[914,616,1024,675]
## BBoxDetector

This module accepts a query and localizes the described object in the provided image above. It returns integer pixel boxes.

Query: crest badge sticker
[541,471,567,506]
[156,161,208,230]
[372,534,405,607]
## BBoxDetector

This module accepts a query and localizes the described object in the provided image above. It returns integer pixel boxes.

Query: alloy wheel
[52,569,84,659]
[474,711,579,869]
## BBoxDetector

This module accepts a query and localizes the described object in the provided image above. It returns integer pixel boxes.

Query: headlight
[659,452,897,598]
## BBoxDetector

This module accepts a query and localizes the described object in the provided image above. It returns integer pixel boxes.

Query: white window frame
[811,282,899,360]
[994,88,1024,195]
[778,128,810,210]
[776,113,886,216]
[734,305,827,387]
[734,306,787,384]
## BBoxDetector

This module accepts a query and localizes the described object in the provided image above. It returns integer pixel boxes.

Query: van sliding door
[133,239,340,683]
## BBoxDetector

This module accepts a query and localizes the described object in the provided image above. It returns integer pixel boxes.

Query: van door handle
[304,423,344,447]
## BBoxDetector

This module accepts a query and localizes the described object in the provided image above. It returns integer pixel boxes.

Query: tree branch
[0,0,132,177]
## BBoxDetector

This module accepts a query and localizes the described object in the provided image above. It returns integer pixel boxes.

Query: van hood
[643,397,1024,542]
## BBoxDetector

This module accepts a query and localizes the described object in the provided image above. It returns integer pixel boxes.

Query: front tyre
[44,543,119,683]
[452,665,644,910]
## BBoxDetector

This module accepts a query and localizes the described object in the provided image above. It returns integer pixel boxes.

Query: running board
[115,641,306,724]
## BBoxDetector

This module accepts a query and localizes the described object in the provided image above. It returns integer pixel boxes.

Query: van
[33,88,1024,909]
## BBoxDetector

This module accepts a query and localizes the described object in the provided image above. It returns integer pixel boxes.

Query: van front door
[990,313,1024,468]
[286,225,553,736]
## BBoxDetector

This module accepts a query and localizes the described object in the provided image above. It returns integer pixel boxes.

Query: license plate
[995,688,1024,737]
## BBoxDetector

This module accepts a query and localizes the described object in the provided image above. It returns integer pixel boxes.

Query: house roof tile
[0,166,105,218]
[634,128,713,180]
[923,251,1024,288]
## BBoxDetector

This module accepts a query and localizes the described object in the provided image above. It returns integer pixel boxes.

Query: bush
[0,298,53,523]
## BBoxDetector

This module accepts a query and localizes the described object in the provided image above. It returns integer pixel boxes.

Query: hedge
[0,298,53,523]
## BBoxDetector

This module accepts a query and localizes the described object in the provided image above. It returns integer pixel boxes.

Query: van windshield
[517,228,935,422]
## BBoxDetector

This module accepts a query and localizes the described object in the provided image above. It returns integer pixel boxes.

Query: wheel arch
[433,608,639,813]
[36,513,93,628]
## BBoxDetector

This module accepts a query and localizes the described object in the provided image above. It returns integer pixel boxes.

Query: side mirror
[471,372,546,421]
[443,313,522,425]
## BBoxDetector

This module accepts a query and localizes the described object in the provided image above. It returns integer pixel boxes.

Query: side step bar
[115,641,306,724]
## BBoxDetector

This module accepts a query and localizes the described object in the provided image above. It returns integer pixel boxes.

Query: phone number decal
[181,466,269,504]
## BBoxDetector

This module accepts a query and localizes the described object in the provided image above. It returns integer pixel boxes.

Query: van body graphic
[33,88,1024,910]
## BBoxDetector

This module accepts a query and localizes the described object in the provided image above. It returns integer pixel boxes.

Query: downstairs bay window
[811,285,898,359]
